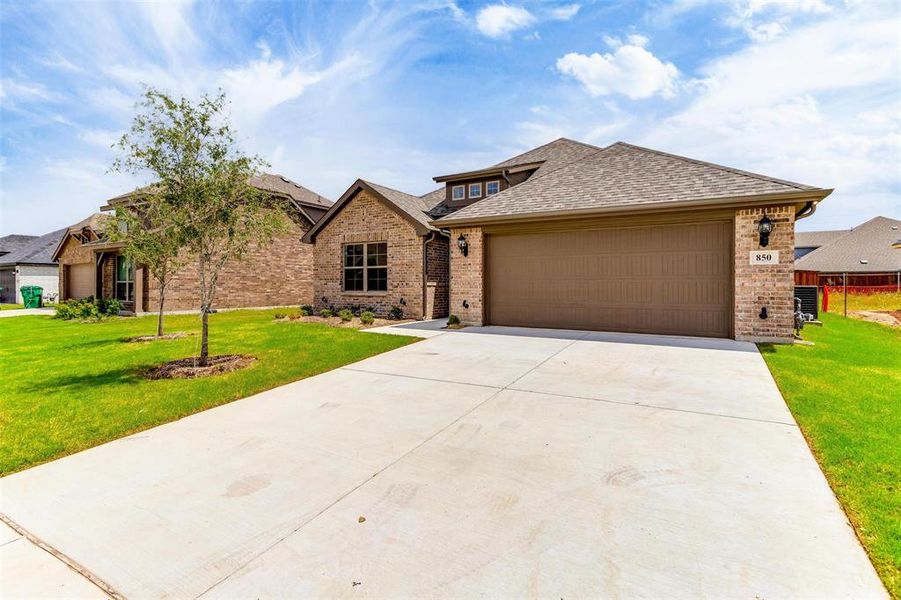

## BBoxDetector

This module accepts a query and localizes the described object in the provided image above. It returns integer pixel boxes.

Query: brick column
[734,204,796,343]
[449,227,484,326]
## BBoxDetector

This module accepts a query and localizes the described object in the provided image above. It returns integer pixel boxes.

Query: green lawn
[0,309,415,476]
[824,290,901,314]
[760,313,900,597]
[0,303,24,310]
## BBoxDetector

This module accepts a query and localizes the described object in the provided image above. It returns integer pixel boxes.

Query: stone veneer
[312,189,449,319]
[733,204,796,343]
[450,206,798,342]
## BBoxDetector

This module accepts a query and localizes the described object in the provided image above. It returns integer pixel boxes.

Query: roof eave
[433,161,545,183]
[431,188,833,228]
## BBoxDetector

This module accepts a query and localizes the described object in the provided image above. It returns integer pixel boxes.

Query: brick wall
[312,189,425,319]
[449,226,484,325]
[734,204,796,343]
[146,217,313,312]
[56,235,95,300]
[426,235,449,318]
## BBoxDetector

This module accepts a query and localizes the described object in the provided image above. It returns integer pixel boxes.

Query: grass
[823,290,901,314]
[0,309,415,476]
[0,303,24,310]
[760,313,900,597]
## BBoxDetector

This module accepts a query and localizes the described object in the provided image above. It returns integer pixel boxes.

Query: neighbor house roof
[0,228,68,267]
[795,216,901,273]
[0,234,38,256]
[795,229,851,248]
[103,173,332,223]
[303,179,444,243]
[435,141,830,226]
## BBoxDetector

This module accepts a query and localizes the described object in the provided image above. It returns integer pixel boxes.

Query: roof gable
[302,179,439,243]
[436,141,829,225]
[795,216,901,273]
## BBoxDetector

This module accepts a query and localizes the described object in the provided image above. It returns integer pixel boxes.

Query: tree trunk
[157,286,165,337]
[200,307,209,366]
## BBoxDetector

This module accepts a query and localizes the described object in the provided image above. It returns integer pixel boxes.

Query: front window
[343,242,388,292]
[468,182,482,198]
[486,180,500,195]
[115,255,134,302]
[452,185,465,201]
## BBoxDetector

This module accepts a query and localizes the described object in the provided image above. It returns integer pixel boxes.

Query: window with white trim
[452,185,465,201]
[468,182,482,198]
[343,242,388,292]
[486,180,500,195]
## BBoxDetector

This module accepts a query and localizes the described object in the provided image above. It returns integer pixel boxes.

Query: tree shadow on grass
[21,365,152,394]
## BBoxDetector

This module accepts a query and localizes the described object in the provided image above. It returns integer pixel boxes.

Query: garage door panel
[68,263,95,299]
[487,222,732,338]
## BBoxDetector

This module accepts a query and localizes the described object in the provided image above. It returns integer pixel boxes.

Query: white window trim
[451,185,465,201]
[486,180,500,196]
[342,242,388,293]
[468,182,482,199]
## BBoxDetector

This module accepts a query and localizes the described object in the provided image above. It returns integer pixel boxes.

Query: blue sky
[1,0,898,235]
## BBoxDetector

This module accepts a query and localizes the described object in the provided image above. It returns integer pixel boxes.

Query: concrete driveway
[0,323,885,598]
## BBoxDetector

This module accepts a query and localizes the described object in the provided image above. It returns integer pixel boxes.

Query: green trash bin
[20,285,43,308]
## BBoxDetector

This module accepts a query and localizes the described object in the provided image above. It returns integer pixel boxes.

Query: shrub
[388,305,404,320]
[319,308,333,318]
[273,312,287,320]
[300,305,313,315]
[338,309,353,322]
[360,311,375,325]
[54,297,121,321]
[447,314,460,326]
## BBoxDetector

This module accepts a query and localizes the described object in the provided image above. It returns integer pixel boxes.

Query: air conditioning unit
[794,285,818,319]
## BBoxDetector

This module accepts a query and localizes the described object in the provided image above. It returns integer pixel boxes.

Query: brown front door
[68,263,95,299]
[486,221,733,338]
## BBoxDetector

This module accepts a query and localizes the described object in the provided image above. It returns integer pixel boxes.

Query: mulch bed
[144,354,256,380]
[274,315,413,330]
[123,332,191,343]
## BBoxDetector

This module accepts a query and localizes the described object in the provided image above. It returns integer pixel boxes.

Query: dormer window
[486,180,500,196]
[468,183,482,199]
[452,185,465,201]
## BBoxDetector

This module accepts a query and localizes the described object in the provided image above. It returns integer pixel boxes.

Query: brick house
[53,174,331,313]
[302,180,449,320]
[424,139,832,343]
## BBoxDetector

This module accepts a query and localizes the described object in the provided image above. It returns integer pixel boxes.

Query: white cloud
[475,5,536,39]
[548,4,581,20]
[78,128,120,149]
[744,20,786,42]
[0,79,55,103]
[556,37,679,99]
[641,12,900,229]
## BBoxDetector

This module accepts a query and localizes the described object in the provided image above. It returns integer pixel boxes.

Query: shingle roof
[0,234,38,255]
[106,173,332,214]
[795,229,851,248]
[0,228,67,266]
[795,216,901,273]
[492,137,602,175]
[363,180,437,232]
[436,141,826,224]
[249,173,332,209]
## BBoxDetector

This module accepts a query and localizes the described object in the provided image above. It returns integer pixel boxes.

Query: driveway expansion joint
[0,512,123,599]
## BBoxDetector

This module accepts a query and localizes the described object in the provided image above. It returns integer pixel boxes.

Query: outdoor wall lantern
[757,213,774,247]
[457,234,469,257]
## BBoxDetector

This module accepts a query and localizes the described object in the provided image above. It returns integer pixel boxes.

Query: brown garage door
[487,221,732,338]
[68,263,95,299]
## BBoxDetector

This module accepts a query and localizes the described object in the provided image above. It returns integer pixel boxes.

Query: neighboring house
[795,216,901,288]
[53,174,331,313]
[794,229,850,260]
[0,229,64,304]
[430,139,832,343]
[302,137,828,342]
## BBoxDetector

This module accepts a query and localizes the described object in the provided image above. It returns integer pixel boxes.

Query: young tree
[114,88,288,364]
[103,196,184,337]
